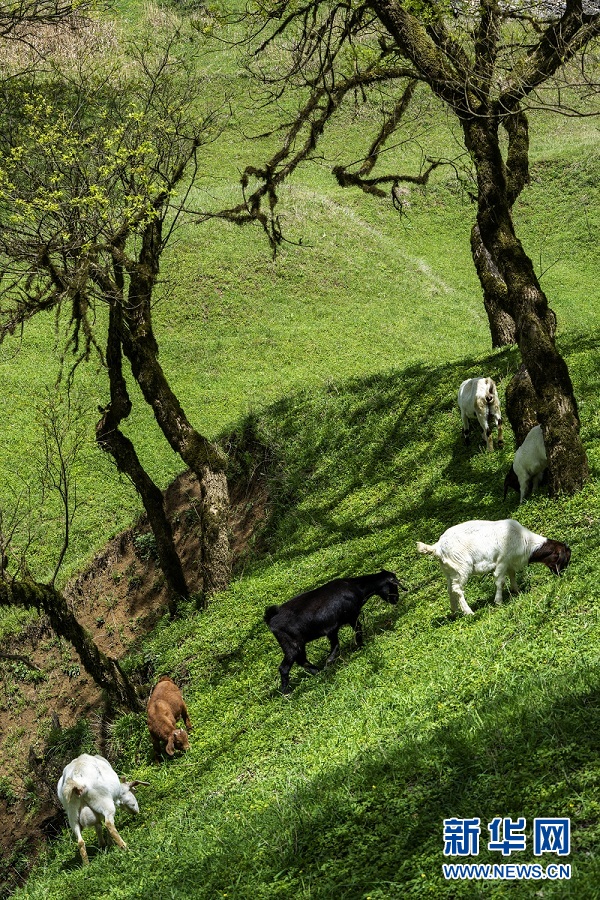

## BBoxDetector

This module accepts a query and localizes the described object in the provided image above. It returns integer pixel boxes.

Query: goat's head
[165,728,190,757]
[118,778,149,813]
[379,570,406,604]
[529,540,571,576]
[503,467,520,499]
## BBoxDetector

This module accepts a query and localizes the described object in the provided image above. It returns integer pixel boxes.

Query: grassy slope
[17,344,600,899]
[3,3,600,897]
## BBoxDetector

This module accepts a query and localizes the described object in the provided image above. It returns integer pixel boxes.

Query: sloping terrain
[0,467,268,896]
[5,339,600,899]
[0,3,598,897]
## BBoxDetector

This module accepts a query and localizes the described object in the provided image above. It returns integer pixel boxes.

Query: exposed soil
[0,466,270,896]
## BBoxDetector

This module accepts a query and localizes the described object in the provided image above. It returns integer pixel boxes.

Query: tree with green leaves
[0,26,231,614]
[222,0,599,495]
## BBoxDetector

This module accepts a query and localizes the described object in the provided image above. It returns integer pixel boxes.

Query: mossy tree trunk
[463,116,588,494]
[470,223,516,347]
[199,465,230,599]
[505,364,540,448]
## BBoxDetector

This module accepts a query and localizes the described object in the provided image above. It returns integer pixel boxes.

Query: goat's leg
[508,569,519,595]
[95,822,106,848]
[67,813,89,865]
[496,417,504,448]
[461,413,471,445]
[326,629,340,664]
[493,568,507,605]
[474,407,493,451]
[296,644,320,676]
[352,617,364,647]
[446,576,459,614]
[520,476,532,504]
[181,701,192,732]
[278,656,294,694]
[150,733,163,762]
[274,633,297,693]
[78,838,89,865]
[449,579,473,615]
[531,472,544,496]
[104,817,127,850]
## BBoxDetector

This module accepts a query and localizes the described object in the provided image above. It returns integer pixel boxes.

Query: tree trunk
[505,364,539,448]
[119,220,231,599]
[470,223,517,347]
[0,579,143,711]
[200,466,231,598]
[96,301,189,616]
[463,118,588,495]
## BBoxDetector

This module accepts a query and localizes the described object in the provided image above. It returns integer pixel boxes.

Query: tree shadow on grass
[233,326,600,582]
[232,347,522,578]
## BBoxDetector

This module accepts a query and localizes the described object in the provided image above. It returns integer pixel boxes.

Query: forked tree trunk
[463,118,588,495]
[95,298,189,616]
[0,580,143,711]
[120,220,231,599]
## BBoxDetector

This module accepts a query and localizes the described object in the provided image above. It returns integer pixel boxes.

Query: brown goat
[147,676,192,761]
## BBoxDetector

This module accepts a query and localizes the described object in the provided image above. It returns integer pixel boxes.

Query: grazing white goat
[504,424,547,504]
[417,519,570,615]
[57,754,148,865]
[458,377,504,451]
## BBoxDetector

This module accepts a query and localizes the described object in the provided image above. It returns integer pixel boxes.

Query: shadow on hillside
[559,330,600,359]
[231,328,600,584]
[230,346,522,576]
[166,670,600,898]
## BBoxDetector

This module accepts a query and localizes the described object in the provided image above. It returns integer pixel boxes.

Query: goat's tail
[63,777,86,803]
[416,541,438,557]
[264,605,279,625]
[485,377,497,405]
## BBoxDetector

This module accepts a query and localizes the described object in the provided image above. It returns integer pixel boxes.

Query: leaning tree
[220,0,599,495]
[0,25,231,610]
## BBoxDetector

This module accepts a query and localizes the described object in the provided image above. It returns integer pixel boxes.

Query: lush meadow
[1,1,600,896]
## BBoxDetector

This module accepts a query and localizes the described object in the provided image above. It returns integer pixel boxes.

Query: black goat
[264,570,402,694]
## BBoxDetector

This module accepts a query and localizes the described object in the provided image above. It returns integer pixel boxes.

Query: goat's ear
[165,735,175,756]
[129,780,151,790]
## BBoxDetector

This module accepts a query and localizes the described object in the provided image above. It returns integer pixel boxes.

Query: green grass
[13,337,600,899]
[2,2,600,896]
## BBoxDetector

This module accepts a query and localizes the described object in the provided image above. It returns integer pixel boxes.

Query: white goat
[57,753,148,865]
[417,519,570,615]
[504,424,547,503]
[458,377,504,451]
